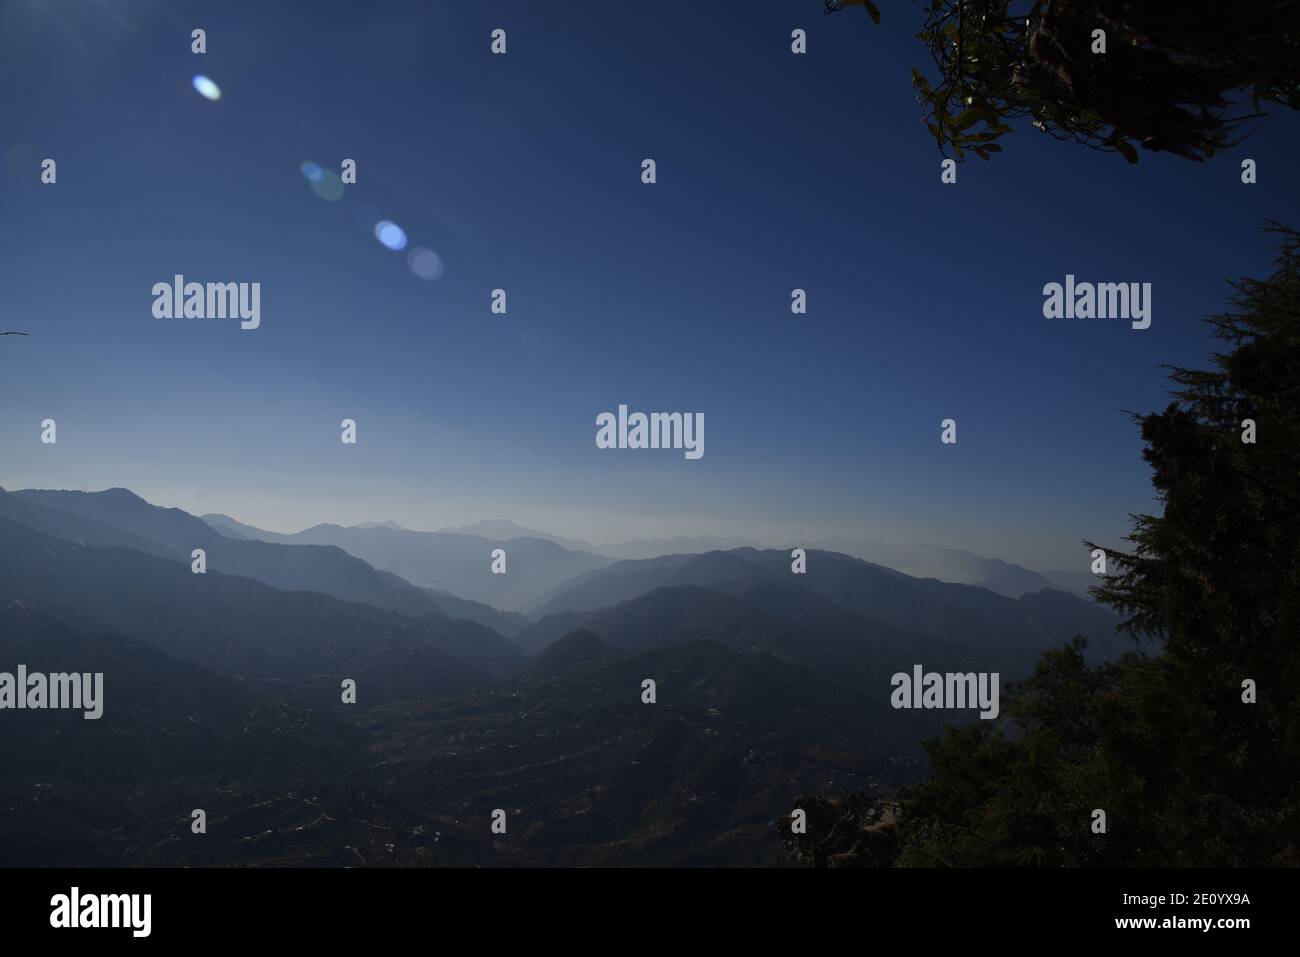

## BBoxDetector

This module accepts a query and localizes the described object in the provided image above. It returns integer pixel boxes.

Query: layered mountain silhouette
[596,535,759,561]
[0,516,523,704]
[11,488,444,617]
[0,596,361,783]
[814,536,1075,599]
[0,596,366,866]
[528,548,1122,665]
[201,509,1086,605]
[434,519,757,561]
[1039,566,1107,600]
[519,583,976,678]
[0,483,1122,866]
[201,514,611,611]
[434,519,598,554]
[421,589,531,638]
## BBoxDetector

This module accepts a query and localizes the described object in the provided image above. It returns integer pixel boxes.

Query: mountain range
[203,513,611,611]
[202,512,1095,601]
[812,537,1090,600]
[10,488,444,616]
[0,483,1123,865]
[521,548,1122,667]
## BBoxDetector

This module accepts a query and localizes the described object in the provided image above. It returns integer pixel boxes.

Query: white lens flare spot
[300,161,324,183]
[408,247,445,281]
[374,220,407,251]
[192,75,221,101]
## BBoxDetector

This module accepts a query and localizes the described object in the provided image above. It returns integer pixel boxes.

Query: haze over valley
[0,483,1120,865]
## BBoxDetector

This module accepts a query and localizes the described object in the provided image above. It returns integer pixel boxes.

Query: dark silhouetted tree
[890,226,1300,866]
[827,1,1300,162]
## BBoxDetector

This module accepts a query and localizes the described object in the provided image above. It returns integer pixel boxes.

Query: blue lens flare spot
[374,220,407,251]
[408,247,444,281]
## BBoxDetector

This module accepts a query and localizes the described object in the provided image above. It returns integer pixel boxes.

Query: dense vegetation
[829,0,1300,162]
[789,227,1300,867]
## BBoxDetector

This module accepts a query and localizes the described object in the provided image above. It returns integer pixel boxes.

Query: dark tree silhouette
[895,227,1300,867]
[790,228,1300,866]
[828,1,1300,162]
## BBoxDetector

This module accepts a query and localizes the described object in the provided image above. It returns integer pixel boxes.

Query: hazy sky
[1,0,1297,569]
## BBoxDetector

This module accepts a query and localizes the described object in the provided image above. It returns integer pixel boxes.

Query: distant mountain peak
[99,487,148,503]
[201,512,247,528]
[299,522,345,533]
[355,520,405,531]
[17,485,140,501]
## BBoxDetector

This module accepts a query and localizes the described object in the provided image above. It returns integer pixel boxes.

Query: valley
[0,485,1122,867]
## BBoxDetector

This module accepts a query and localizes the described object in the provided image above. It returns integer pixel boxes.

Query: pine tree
[894,226,1300,866]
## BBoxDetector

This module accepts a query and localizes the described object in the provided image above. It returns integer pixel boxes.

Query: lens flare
[408,247,444,281]
[374,220,407,251]
[192,75,221,101]
[299,160,342,199]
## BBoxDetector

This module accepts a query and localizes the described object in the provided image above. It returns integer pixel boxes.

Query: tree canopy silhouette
[892,226,1300,866]
[828,0,1300,162]
[785,227,1300,866]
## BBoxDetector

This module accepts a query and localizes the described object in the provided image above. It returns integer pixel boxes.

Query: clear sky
[1,0,1297,570]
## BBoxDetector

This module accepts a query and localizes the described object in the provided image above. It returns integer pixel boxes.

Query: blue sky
[1,0,1297,570]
